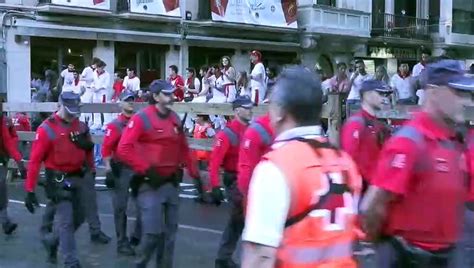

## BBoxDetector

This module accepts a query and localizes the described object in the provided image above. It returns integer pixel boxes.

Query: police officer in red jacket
[117,80,199,268]
[0,111,26,235]
[361,60,474,268]
[102,90,136,256]
[341,80,392,195]
[237,113,274,199]
[24,92,95,268]
[209,95,253,268]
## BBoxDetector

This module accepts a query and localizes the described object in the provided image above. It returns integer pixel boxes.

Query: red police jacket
[237,114,274,196]
[13,112,31,132]
[341,109,390,184]
[373,112,467,250]
[101,113,130,159]
[465,129,474,202]
[25,113,94,192]
[116,105,198,178]
[209,118,248,188]
[0,115,22,162]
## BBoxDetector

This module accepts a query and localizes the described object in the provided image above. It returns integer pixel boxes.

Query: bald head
[269,66,323,131]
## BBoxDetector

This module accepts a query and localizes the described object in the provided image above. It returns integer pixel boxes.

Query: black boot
[41,236,58,264]
[90,231,111,244]
[117,243,135,256]
[215,259,238,268]
[2,222,17,235]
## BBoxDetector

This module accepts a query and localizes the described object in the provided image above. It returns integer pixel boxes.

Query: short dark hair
[186,67,196,76]
[127,67,136,73]
[200,66,209,73]
[169,65,178,74]
[336,62,347,69]
[271,66,323,126]
[97,60,106,68]
[92,57,101,65]
[421,48,431,56]
[354,59,364,65]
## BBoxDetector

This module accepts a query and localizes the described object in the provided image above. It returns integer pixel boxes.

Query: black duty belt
[45,169,84,182]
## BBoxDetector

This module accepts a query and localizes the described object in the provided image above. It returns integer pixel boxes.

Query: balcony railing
[298,3,371,38]
[372,13,430,40]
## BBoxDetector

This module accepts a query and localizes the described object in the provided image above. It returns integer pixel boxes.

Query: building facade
[0,0,471,102]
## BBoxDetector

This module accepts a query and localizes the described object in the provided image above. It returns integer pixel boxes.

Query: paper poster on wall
[129,0,180,16]
[50,0,110,10]
[210,0,297,28]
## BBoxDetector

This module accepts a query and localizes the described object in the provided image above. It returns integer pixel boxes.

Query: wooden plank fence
[5,94,474,175]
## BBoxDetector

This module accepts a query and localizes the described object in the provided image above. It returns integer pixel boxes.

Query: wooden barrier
[3,95,339,151]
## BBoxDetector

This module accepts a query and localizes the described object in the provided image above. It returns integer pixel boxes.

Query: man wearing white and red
[210,95,253,268]
[361,59,474,267]
[91,60,111,129]
[249,50,266,104]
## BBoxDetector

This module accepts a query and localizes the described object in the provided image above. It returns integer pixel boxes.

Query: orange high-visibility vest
[263,139,362,268]
[193,123,212,161]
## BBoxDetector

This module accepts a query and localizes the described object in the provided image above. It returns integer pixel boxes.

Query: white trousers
[80,88,94,125]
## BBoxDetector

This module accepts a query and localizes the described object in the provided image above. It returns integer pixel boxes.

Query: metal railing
[372,13,430,40]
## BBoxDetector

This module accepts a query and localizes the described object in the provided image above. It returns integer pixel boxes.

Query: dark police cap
[427,59,474,91]
[120,90,135,101]
[59,91,81,114]
[149,79,175,94]
[360,80,392,94]
[232,95,253,109]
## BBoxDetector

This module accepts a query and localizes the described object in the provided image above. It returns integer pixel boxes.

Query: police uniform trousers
[452,209,474,268]
[0,164,11,225]
[40,171,102,237]
[374,238,458,268]
[216,173,244,262]
[112,167,135,247]
[135,182,179,268]
[82,171,103,236]
[51,175,87,267]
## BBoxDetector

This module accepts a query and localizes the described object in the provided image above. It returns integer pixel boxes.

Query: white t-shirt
[123,76,141,92]
[242,126,324,248]
[412,62,425,77]
[61,69,75,90]
[347,73,373,100]
[62,80,83,95]
[250,62,267,103]
[93,71,110,92]
[390,74,415,100]
[81,66,95,87]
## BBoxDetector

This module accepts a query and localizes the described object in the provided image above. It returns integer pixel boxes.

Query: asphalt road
[0,175,235,268]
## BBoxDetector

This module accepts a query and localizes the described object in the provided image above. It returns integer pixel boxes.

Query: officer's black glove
[17,160,27,180]
[210,186,224,206]
[25,192,38,214]
[193,177,206,203]
[70,131,95,151]
[105,171,115,189]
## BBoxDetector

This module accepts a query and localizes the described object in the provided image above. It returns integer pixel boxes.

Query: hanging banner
[210,0,297,28]
[50,0,110,10]
[129,0,180,16]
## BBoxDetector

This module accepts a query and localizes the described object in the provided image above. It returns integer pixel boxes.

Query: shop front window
[453,0,474,35]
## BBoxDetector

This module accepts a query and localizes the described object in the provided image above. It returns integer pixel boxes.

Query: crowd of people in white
[34,50,275,132]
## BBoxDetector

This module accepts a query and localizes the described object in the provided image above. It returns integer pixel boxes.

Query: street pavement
[0,175,234,268]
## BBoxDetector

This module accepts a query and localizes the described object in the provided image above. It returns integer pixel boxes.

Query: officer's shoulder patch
[391,153,406,169]
[106,128,112,137]
[353,130,359,139]
[128,120,134,128]
[243,139,251,149]
[216,138,223,147]
[35,133,39,140]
